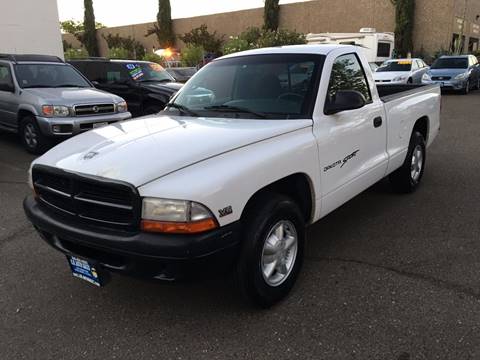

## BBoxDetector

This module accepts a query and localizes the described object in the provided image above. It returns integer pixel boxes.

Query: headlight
[141,198,218,234]
[454,73,468,80]
[116,101,128,113]
[422,73,431,82]
[42,105,70,117]
[393,75,408,82]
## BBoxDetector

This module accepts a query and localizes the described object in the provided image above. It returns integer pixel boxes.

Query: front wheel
[389,131,426,193]
[462,80,470,95]
[236,194,305,308]
[20,116,52,154]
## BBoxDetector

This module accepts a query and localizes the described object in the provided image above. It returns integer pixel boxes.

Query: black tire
[236,193,305,308]
[462,80,470,95]
[19,115,52,154]
[389,131,426,193]
[143,105,164,115]
[407,78,413,84]
[476,78,480,90]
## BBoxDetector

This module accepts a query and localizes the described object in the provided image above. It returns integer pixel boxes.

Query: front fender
[138,127,321,227]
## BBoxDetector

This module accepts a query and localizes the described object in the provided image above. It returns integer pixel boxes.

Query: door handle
[373,117,383,128]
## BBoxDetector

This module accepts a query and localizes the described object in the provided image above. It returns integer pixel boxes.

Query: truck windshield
[377,61,412,72]
[167,54,324,119]
[431,58,468,69]
[14,64,91,89]
[123,62,175,82]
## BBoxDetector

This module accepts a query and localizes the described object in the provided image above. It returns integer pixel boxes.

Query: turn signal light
[141,218,217,234]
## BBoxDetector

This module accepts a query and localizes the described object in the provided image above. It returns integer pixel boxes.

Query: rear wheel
[236,194,305,308]
[389,131,426,193]
[462,80,470,94]
[20,115,52,154]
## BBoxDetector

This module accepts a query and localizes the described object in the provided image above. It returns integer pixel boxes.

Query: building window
[468,37,479,52]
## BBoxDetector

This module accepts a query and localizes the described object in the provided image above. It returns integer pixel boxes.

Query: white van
[306,28,394,65]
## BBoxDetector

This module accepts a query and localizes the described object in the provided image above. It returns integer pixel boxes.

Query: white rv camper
[306,28,394,65]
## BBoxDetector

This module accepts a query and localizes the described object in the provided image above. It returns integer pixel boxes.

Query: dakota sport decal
[324,150,360,172]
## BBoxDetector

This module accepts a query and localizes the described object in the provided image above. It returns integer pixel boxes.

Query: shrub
[181,45,204,67]
[179,25,223,55]
[103,34,146,59]
[108,47,130,59]
[64,48,89,60]
[142,52,165,65]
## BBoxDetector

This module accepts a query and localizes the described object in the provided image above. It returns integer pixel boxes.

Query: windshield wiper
[204,105,267,119]
[165,103,199,117]
[138,79,171,83]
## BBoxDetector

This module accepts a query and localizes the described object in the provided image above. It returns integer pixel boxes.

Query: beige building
[63,0,480,58]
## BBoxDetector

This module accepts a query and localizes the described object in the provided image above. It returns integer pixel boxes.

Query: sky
[57,0,311,27]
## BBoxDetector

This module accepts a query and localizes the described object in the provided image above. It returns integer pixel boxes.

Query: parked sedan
[422,55,480,94]
[374,58,429,84]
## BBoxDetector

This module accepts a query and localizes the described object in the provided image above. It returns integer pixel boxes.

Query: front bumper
[36,112,132,137]
[23,196,241,281]
[424,79,467,90]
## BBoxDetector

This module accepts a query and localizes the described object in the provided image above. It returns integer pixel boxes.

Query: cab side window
[0,64,13,90]
[327,53,372,103]
[105,63,129,84]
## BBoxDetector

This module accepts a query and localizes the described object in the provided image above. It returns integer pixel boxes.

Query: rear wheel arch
[412,116,429,143]
[240,173,315,225]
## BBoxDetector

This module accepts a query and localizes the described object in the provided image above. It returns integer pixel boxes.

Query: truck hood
[34,115,313,187]
[23,87,122,105]
[373,71,410,81]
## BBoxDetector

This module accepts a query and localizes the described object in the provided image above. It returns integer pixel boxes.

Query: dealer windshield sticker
[324,150,360,172]
[127,65,144,80]
[126,64,136,70]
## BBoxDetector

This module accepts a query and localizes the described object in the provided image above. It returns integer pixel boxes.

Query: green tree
[82,0,100,56]
[60,19,104,34]
[264,0,280,31]
[146,0,175,48]
[179,24,223,54]
[223,27,306,55]
[391,0,415,57]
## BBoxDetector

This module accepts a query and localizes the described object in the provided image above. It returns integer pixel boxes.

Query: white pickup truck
[24,45,440,307]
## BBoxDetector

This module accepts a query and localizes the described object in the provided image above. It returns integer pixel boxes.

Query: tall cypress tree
[146,0,175,48]
[264,0,280,31]
[83,0,99,56]
[392,0,415,57]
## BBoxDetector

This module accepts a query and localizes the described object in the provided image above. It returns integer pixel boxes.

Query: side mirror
[0,83,14,93]
[325,90,366,115]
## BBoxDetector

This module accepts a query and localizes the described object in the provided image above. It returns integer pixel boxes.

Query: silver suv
[0,54,131,153]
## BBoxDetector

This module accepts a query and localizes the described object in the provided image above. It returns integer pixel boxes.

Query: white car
[374,58,430,84]
[24,45,441,307]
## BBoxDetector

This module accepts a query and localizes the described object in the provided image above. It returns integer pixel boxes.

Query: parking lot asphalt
[1,91,480,360]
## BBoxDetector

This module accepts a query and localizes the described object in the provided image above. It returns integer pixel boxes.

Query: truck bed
[377,84,439,103]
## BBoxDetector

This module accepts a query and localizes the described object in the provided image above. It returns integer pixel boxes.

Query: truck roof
[219,44,357,60]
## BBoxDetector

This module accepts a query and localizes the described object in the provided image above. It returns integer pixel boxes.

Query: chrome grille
[32,166,140,232]
[432,76,451,81]
[74,103,115,116]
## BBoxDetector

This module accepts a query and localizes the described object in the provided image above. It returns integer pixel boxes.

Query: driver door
[314,52,388,216]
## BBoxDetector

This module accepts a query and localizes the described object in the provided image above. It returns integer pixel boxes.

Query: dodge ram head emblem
[83,151,99,160]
